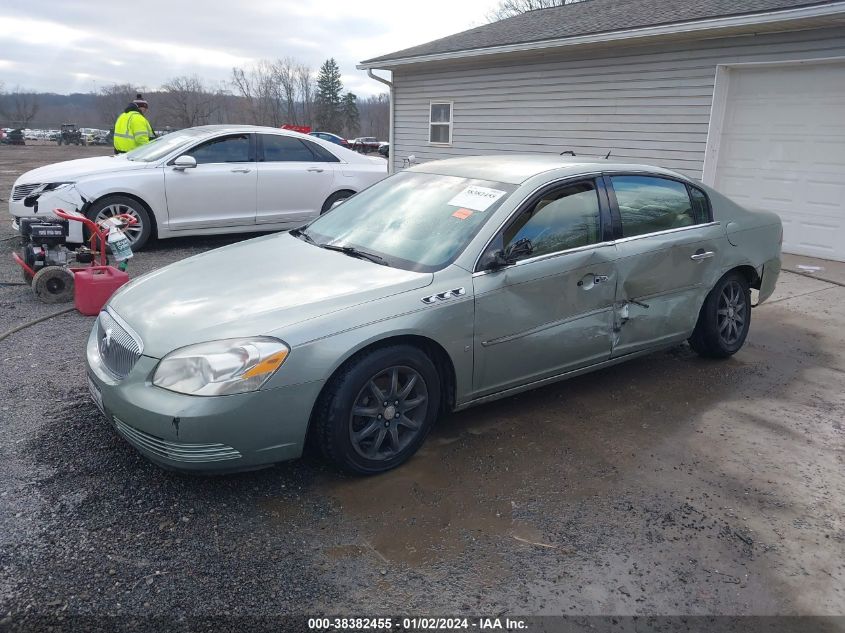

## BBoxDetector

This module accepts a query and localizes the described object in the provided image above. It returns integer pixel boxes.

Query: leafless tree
[273,57,300,125]
[487,0,583,22]
[296,64,315,128]
[95,84,139,127]
[359,94,389,139]
[231,61,283,126]
[160,75,223,128]
[0,87,41,127]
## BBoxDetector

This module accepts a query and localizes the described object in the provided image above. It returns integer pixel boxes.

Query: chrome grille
[113,418,242,463]
[97,310,142,379]
[12,183,41,201]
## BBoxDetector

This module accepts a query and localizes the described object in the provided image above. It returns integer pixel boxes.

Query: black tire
[311,345,441,474]
[57,138,62,146]
[86,195,153,251]
[32,266,74,304]
[320,190,354,214]
[688,271,751,358]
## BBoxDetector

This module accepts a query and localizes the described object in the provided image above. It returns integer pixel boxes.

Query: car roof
[181,124,315,138]
[408,154,689,185]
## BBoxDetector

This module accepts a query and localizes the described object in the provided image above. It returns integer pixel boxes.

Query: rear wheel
[32,266,74,303]
[311,345,441,474]
[689,272,751,358]
[320,190,354,214]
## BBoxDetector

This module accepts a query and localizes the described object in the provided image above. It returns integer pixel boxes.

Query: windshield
[303,171,517,272]
[125,128,210,163]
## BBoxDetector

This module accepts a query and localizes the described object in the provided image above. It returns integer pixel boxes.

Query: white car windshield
[301,171,517,272]
[125,129,211,162]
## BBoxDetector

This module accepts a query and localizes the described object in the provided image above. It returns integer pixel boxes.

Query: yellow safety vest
[113,111,153,152]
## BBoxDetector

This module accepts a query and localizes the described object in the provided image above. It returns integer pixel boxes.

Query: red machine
[13,208,135,314]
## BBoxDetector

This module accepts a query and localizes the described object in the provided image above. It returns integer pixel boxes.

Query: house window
[429,102,452,145]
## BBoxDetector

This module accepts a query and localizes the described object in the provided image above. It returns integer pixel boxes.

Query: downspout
[367,69,395,175]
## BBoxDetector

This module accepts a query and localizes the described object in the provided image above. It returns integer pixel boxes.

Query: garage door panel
[713,61,845,261]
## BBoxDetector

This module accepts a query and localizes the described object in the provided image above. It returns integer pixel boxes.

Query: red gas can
[74,266,130,316]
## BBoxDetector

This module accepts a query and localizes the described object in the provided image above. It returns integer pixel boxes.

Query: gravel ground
[0,145,843,629]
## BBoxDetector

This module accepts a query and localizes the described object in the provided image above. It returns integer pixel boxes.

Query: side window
[304,140,340,163]
[611,176,695,238]
[689,186,711,224]
[261,135,318,162]
[429,102,452,145]
[503,181,601,259]
[187,134,251,164]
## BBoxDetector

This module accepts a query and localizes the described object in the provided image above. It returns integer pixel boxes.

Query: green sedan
[86,155,782,474]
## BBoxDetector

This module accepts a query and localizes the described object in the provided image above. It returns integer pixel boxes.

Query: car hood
[108,233,433,358]
[16,155,149,184]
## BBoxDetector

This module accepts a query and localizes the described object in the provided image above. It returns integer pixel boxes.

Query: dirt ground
[0,145,842,627]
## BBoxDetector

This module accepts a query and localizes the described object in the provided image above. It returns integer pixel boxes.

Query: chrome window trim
[613,221,721,244]
[104,306,145,356]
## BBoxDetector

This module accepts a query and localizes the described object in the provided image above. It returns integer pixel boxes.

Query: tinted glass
[262,135,317,162]
[126,128,209,162]
[611,176,694,238]
[187,134,251,164]
[504,181,601,258]
[303,171,516,273]
[304,140,340,163]
[689,186,711,224]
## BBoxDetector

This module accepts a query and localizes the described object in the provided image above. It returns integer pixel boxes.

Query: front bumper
[86,324,324,472]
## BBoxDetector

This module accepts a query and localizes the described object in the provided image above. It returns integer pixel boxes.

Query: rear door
[607,174,729,356]
[164,133,257,230]
[255,134,338,225]
[473,177,617,396]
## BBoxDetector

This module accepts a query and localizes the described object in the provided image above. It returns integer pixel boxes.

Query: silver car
[86,156,782,474]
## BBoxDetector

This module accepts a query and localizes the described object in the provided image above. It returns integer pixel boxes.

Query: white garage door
[713,61,845,261]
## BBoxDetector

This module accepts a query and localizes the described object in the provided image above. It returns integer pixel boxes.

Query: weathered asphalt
[0,145,842,628]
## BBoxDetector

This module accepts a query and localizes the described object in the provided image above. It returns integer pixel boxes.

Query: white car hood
[16,156,150,184]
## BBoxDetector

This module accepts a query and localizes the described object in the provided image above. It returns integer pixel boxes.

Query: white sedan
[9,125,388,250]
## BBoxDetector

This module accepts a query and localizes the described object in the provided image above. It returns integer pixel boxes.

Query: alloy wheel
[349,365,429,461]
[717,280,747,346]
[95,203,144,245]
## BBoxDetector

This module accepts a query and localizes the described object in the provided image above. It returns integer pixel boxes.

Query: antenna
[560,150,575,156]
[604,150,612,159]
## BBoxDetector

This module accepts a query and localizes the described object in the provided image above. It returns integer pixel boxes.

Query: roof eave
[357,1,845,70]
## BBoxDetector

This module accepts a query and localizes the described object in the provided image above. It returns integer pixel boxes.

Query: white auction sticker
[447,186,507,212]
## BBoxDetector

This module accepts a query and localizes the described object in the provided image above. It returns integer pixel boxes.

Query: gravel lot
[0,145,843,628]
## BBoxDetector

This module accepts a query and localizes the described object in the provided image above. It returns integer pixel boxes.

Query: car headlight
[152,337,289,396]
[44,182,75,190]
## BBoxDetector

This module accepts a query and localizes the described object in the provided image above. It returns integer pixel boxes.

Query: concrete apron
[781,253,845,287]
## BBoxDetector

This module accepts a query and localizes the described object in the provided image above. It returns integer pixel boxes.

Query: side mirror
[173,155,197,171]
[504,237,534,262]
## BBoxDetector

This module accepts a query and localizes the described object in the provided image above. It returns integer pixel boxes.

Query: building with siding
[359,0,845,261]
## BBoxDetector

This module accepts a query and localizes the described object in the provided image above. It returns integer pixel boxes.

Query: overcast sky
[0,1,495,97]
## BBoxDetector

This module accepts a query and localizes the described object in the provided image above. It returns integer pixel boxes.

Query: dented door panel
[612,224,729,356]
[473,244,617,397]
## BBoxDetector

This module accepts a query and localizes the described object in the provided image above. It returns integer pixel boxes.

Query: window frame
[257,133,340,163]
[169,132,255,166]
[428,101,453,146]
[474,175,613,273]
[603,172,714,241]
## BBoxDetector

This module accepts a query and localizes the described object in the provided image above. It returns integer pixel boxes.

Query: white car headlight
[152,337,289,396]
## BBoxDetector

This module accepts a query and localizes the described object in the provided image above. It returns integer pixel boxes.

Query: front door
[255,134,337,225]
[607,174,730,356]
[164,133,257,230]
[473,178,617,397]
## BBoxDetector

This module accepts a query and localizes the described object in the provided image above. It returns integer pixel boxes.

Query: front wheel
[86,195,153,251]
[311,345,441,474]
[689,272,751,358]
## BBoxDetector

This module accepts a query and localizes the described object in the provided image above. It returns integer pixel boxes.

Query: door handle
[230,168,251,173]
[307,167,325,173]
[577,274,609,288]
[690,250,715,261]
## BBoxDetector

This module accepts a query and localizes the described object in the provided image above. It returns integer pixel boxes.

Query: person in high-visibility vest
[113,94,154,154]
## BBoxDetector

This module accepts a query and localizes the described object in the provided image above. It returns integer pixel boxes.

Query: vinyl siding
[390,26,845,179]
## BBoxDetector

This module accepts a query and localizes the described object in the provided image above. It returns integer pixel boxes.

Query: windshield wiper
[319,243,388,266]
[289,227,315,244]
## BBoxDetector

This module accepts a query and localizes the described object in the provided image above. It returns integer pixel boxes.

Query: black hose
[0,307,76,343]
